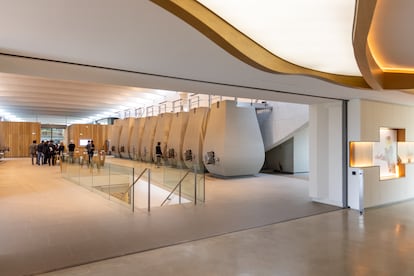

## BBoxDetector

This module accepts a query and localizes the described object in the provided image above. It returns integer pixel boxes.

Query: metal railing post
[148,168,151,212]
[160,170,191,207]
[179,181,181,204]
[194,166,197,205]
[132,168,135,212]
[359,169,364,215]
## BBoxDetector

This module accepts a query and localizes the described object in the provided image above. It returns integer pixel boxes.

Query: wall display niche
[350,127,412,180]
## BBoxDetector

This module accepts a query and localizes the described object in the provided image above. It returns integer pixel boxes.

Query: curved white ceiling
[197,0,361,76]
[0,0,413,124]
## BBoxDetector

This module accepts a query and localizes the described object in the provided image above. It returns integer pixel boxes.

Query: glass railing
[160,161,205,205]
[60,153,205,212]
[61,154,135,210]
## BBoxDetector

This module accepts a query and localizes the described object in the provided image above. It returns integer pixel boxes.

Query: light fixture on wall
[350,127,407,180]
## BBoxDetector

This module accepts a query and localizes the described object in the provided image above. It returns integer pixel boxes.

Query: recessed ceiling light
[197,0,360,76]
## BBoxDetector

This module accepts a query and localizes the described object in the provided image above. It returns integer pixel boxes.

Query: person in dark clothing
[155,141,162,168]
[29,140,37,165]
[42,140,48,165]
[47,140,55,166]
[58,141,65,162]
[86,140,95,165]
[51,141,58,166]
[37,140,44,165]
[68,140,75,163]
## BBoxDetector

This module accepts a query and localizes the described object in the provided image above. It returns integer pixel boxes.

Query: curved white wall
[119,117,135,159]
[203,100,265,176]
[260,102,309,151]
[166,112,189,167]
[182,107,209,171]
[129,117,146,160]
[140,116,158,162]
[152,113,173,162]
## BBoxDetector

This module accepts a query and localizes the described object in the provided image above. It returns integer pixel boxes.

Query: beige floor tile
[0,158,338,275]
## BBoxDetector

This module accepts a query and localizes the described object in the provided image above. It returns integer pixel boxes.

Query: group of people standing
[29,139,96,166]
[29,140,65,166]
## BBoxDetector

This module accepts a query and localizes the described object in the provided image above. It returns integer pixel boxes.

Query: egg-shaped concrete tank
[182,107,209,171]
[203,100,264,176]
[119,117,135,159]
[140,116,158,162]
[166,112,189,168]
[128,117,145,160]
[110,119,122,157]
[152,113,173,163]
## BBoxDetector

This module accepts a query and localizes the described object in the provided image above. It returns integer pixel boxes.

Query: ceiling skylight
[197,0,361,76]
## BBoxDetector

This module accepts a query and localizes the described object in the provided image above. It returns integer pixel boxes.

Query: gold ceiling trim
[354,0,414,90]
[151,0,369,89]
[353,0,382,90]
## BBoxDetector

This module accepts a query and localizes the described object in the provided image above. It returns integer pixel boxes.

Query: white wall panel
[349,99,414,209]
[309,101,343,207]
[260,102,309,151]
[293,125,309,173]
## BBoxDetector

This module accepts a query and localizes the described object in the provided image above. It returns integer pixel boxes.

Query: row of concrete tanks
[111,100,265,176]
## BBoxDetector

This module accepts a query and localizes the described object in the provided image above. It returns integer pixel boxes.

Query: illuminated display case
[350,128,408,180]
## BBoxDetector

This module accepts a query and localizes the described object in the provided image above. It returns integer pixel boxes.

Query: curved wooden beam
[353,0,382,90]
[354,0,414,90]
[151,0,369,89]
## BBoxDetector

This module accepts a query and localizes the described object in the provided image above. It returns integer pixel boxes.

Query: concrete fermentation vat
[203,100,265,176]
[118,117,135,159]
[140,116,158,162]
[182,107,209,171]
[110,119,123,157]
[152,113,173,162]
[128,117,145,160]
[166,112,189,167]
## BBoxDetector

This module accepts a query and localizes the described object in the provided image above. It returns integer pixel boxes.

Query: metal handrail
[127,168,149,212]
[128,168,148,191]
[160,170,191,207]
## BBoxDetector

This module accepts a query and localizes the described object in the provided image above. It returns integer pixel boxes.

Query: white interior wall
[293,126,309,173]
[260,102,309,151]
[264,124,309,173]
[347,99,362,210]
[309,101,343,207]
[264,138,294,172]
[348,99,414,209]
[328,104,343,203]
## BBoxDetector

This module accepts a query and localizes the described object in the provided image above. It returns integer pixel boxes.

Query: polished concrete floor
[1,158,341,275]
[41,201,414,276]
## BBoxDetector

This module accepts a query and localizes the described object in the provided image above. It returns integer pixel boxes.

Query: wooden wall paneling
[0,122,41,157]
[67,124,112,152]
